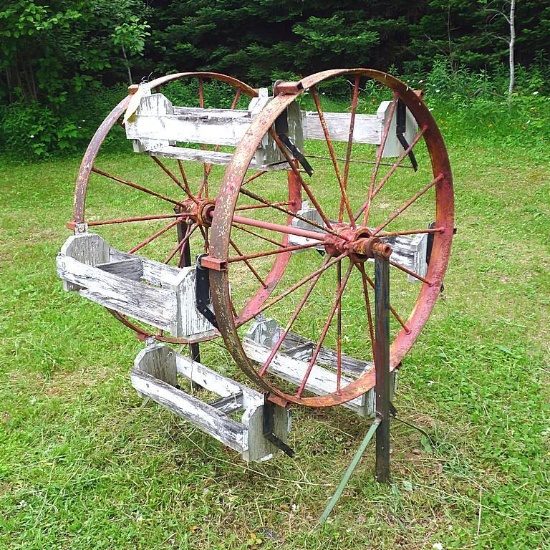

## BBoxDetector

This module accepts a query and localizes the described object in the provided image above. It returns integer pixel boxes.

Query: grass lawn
[0,113,548,549]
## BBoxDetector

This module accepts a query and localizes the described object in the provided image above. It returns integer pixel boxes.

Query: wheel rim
[209,69,454,407]
[72,72,260,343]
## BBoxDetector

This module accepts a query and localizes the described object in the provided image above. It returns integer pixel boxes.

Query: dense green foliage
[0,0,548,156]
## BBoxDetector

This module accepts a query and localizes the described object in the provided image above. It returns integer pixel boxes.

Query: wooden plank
[208,393,244,415]
[96,258,143,281]
[141,145,290,170]
[59,233,110,291]
[131,368,246,454]
[305,111,383,144]
[134,344,178,387]
[126,93,252,147]
[137,142,292,170]
[242,338,367,413]
[175,355,260,405]
[304,103,418,159]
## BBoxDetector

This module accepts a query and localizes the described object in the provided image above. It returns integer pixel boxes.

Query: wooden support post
[374,253,391,483]
[177,220,201,369]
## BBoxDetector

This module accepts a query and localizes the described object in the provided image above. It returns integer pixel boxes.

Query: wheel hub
[324,225,392,261]
[175,198,215,227]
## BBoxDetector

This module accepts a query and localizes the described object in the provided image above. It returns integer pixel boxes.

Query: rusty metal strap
[275,111,314,176]
[195,254,218,329]
[396,99,418,171]
[263,398,295,457]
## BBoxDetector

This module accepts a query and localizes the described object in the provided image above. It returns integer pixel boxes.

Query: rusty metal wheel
[71,72,260,343]
[209,69,454,407]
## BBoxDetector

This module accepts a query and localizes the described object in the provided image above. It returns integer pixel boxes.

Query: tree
[0,0,149,105]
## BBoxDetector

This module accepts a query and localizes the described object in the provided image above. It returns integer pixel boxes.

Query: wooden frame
[132,342,290,462]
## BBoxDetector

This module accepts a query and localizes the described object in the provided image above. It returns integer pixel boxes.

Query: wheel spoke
[373,173,443,235]
[232,223,285,248]
[296,260,355,398]
[257,256,329,377]
[359,267,411,334]
[82,213,179,227]
[198,225,210,253]
[235,201,291,212]
[340,76,361,223]
[238,187,335,236]
[357,263,376,351]
[165,224,198,264]
[241,253,346,325]
[310,86,355,225]
[128,219,182,254]
[177,160,199,203]
[379,227,444,238]
[151,156,192,199]
[361,96,398,226]
[91,167,184,207]
[242,170,268,187]
[227,241,320,264]
[229,239,268,289]
[268,129,334,230]
[231,214,327,242]
[389,260,432,286]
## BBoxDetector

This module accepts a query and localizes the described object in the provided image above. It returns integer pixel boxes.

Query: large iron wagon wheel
[209,69,454,407]
[71,71,289,344]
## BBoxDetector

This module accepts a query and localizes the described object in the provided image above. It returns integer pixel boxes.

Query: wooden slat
[304,111,383,144]
[131,368,246,453]
[126,94,252,147]
[208,393,244,415]
[144,145,290,170]
[96,258,143,281]
[175,355,259,405]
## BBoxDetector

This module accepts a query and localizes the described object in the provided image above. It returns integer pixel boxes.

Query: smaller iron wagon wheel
[209,69,454,407]
[71,72,261,343]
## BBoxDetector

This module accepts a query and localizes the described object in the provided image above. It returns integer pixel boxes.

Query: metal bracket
[396,99,418,171]
[275,111,314,176]
[263,396,295,457]
[195,254,218,329]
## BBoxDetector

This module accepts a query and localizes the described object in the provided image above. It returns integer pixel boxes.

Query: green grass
[1,104,549,549]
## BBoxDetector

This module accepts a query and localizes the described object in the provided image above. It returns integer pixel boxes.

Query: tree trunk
[508,0,516,97]
[121,45,133,85]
